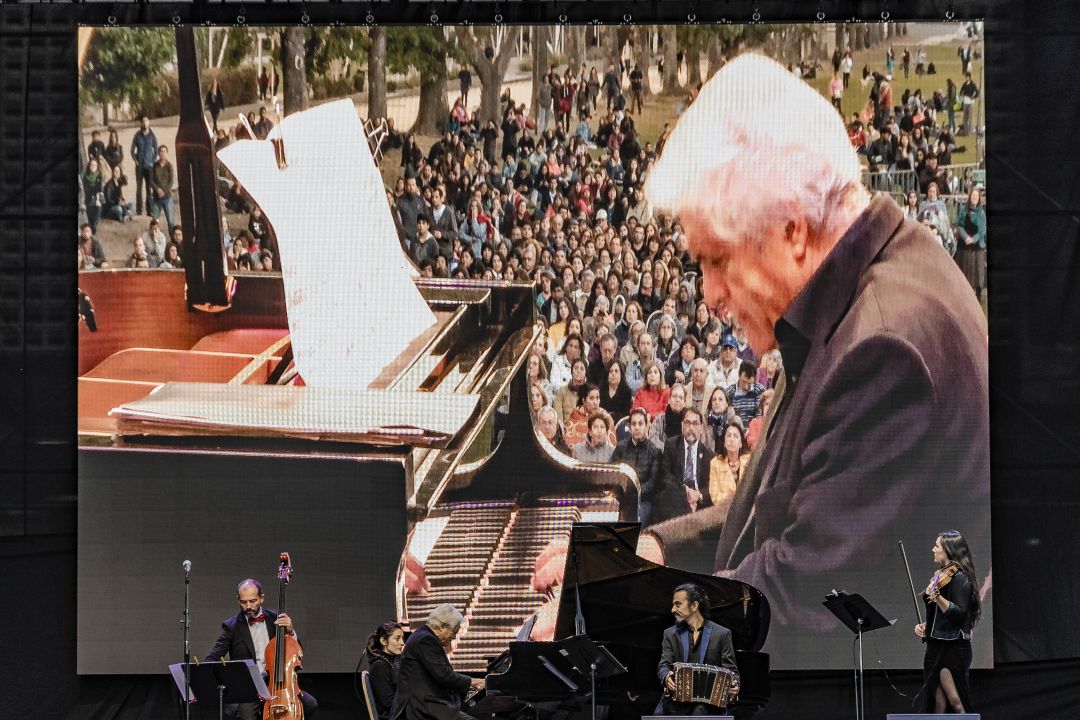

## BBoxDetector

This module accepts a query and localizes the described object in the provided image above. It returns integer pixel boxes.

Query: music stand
[823,592,895,720]
[169,659,269,720]
[555,634,628,720]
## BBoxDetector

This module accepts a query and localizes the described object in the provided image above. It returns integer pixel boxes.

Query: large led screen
[77,20,990,674]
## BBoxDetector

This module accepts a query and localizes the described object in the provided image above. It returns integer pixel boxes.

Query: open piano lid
[553,523,771,653]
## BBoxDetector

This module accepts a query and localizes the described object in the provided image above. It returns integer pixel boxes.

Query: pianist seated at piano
[390,604,483,720]
[658,583,740,716]
[363,621,405,720]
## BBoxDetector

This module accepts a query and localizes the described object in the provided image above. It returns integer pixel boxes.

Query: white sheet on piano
[218,99,436,389]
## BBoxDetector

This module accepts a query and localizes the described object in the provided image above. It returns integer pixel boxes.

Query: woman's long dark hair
[938,530,982,627]
[366,621,404,661]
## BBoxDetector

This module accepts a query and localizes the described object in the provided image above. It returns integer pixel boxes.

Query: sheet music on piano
[217,99,436,389]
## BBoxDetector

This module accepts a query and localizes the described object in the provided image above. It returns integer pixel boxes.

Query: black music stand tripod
[170,659,269,720]
[823,591,895,720]
[558,634,628,720]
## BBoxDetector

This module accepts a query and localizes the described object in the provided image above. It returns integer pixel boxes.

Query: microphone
[183,560,192,576]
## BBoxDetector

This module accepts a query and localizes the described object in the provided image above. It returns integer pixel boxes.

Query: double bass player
[206,578,318,719]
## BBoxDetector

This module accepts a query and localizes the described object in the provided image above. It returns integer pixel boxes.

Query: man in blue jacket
[129,115,158,216]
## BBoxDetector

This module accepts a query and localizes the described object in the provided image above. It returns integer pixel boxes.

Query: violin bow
[898,540,925,625]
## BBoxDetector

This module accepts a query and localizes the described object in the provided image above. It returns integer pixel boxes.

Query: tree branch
[454,26,482,71]
[495,26,521,76]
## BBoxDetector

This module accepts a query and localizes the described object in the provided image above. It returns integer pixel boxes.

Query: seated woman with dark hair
[364,621,405,720]
[599,361,632,421]
[708,420,750,509]
[564,383,616,449]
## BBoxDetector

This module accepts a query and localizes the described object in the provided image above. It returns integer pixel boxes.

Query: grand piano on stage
[472,523,771,718]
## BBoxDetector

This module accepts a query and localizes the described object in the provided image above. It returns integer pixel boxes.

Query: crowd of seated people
[365,82,776,529]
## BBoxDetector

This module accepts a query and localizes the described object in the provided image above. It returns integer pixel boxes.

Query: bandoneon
[671,662,739,707]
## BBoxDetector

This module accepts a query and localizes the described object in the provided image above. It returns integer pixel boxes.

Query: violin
[263,552,305,720]
[926,560,961,599]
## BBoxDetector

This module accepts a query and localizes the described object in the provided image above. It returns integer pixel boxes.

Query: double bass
[264,552,305,720]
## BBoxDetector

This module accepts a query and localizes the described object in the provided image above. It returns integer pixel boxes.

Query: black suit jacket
[657,620,739,685]
[389,625,471,720]
[651,195,990,653]
[652,436,713,524]
[207,608,277,665]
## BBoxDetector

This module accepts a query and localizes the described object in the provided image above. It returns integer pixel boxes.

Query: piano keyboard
[405,496,621,673]
[407,503,514,626]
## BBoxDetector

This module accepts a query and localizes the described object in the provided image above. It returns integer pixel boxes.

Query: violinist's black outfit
[364,649,399,720]
[921,569,976,713]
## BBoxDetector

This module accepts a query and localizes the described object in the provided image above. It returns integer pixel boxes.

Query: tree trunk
[478,63,501,125]
[413,72,449,136]
[633,26,653,98]
[706,34,722,79]
[611,26,629,70]
[531,25,551,120]
[835,24,847,53]
[412,33,449,135]
[458,27,520,127]
[661,25,679,94]
[566,26,586,74]
[281,27,307,116]
[686,46,703,87]
[367,26,387,120]
[600,25,614,65]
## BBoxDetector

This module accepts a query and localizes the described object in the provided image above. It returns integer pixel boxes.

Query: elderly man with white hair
[390,604,483,720]
[639,54,989,655]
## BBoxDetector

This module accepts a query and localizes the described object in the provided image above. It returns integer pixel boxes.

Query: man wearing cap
[639,54,988,652]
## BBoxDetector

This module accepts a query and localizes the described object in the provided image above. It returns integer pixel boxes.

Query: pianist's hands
[531,537,569,593]
[404,552,431,596]
[470,677,485,691]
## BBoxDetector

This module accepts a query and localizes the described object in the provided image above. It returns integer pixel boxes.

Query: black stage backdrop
[2,1,1079,719]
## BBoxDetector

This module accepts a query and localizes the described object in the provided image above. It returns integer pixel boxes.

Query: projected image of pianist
[634,53,989,650]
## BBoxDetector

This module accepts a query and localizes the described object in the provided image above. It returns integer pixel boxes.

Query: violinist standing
[913,531,982,714]
[207,579,318,720]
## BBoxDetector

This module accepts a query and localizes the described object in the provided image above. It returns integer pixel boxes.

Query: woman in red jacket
[631,361,671,419]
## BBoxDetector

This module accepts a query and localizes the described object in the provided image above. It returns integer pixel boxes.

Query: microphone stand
[182,562,191,720]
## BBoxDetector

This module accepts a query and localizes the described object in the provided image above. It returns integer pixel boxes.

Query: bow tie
[248,613,265,626]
